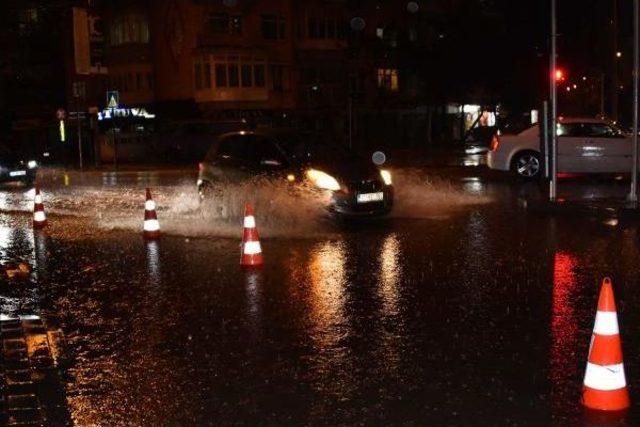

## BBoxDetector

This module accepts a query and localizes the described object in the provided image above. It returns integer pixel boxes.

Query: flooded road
[1,163,640,425]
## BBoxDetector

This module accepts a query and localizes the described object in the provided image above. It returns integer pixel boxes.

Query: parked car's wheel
[511,151,542,179]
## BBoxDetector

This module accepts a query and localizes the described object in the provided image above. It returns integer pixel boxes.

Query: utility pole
[600,72,606,116]
[75,95,83,170]
[72,81,86,170]
[549,0,558,201]
[628,0,639,204]
[611,0,619,121]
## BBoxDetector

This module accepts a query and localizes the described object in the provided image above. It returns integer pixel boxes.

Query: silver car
[488,117,632,179]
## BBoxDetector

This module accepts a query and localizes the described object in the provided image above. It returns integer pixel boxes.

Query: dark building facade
[3,0,522,161]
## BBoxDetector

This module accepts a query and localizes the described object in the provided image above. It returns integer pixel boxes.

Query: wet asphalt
[2,154,640,426]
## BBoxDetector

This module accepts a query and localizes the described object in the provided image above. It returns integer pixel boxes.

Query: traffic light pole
[549,0,558,201]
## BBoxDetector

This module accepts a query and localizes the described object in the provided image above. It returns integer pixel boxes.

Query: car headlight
[27,160,37,169]
[306,169,341,191]
[380,169,392,185]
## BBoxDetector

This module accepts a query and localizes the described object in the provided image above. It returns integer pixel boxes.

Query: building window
[110,14,150,46]
[377,68,399,92]
[215,64,227,87]
[254,64,265,87]
[261,14,285,40]
[205,55,267,89]
[307,15,344,39]
[207,13,242,35]
[230,16,242,34]
[204,63,212,88]
[271,65,284,91]
[228,64,239,87]
[18,8,39,33]
[241,64,252,87]
[194,63,203,90]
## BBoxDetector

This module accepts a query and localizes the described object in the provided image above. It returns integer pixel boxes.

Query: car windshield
[273,133,359,164]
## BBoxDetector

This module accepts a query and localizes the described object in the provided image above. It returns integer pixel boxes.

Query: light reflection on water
[0,224,13,259]
[145,240,161,286]
[33,231,48,282]
[305,239,357,416]
[308,240,348,345]
[244,269,264,337]
[550,252,580,419]
[375,233,403,379]
[379,233,401,317]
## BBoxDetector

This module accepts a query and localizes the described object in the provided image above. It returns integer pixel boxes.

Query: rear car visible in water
[197,130,394,216]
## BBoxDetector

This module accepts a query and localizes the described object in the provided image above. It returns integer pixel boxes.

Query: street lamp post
[628,0,639,204]
[549,0,558,201]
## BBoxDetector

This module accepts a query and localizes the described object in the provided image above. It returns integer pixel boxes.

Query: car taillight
[490,134,500,151]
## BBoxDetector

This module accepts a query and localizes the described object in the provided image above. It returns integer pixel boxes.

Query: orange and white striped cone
[143,188,160,239]
[582,277,630,412]
[240,203,263,267]
[33,186,47,229]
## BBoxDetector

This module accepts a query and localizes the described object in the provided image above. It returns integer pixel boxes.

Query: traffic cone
[143,188,160,239]
[582,278,629,412]
[33,186,47,229]
[240,203,263,267]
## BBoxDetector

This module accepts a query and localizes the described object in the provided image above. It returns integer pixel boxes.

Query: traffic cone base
[143,188,160,239]
[241,205,263,267]
[582,278,630,412]
[583,387,629,412]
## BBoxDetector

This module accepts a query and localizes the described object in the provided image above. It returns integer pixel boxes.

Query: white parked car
[487,117,633,179]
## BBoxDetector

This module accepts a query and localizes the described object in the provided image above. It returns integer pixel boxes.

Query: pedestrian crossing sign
[106,91,119,109]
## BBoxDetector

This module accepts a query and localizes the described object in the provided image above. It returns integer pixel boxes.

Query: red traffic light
[554,69,566,82]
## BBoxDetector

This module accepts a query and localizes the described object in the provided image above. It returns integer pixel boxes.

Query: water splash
[390,168,491,219]
[0,168,492,238]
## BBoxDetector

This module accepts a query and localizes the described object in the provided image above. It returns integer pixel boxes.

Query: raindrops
[407,2,420,13]
[350,17,366,31]
[372,151,386,166]
[222,0,237,7]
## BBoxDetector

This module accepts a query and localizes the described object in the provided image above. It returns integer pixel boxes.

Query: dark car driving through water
[0,144,38,186]
[197,129,394,217]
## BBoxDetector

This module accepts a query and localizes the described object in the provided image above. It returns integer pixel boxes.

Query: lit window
[206,55,269,90]
[377,68,399,92]
[109,14,150,46]
[18,8,39,33]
